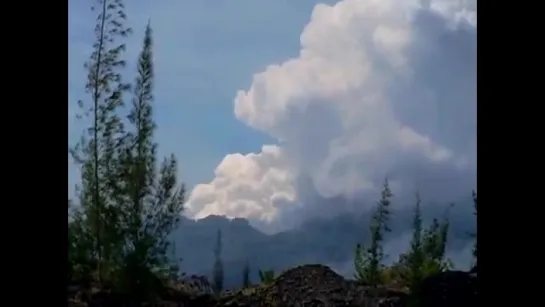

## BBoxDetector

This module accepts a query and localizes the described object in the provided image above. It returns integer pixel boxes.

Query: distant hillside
[171,201,475,289]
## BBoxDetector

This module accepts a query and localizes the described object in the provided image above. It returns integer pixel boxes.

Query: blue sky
[68,0,339,193]
[69,0,475,237]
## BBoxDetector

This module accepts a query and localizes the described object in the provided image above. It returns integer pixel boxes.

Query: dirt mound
[217,264,407,307]
[415,270,477,307]
[67,265,477,307]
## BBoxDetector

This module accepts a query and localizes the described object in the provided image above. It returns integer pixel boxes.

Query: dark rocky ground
[67,264,477,307]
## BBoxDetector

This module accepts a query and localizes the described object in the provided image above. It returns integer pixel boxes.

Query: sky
[69,0,476,234]
[69,0,337,191]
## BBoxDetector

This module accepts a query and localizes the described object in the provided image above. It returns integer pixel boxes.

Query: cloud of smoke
[186,0,476,233]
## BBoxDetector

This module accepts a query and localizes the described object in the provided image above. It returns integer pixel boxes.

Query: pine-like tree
[242,259,250,288]
[68,209,95,283]
[213,229,224,294]
[405,191,424,288]
[354,178,393,287]
[69,0,132,283]
[420,212,452,274]
[258,269,275,284]
[114,21,186,297]
[354,243,368,281]
[69,3,186,295]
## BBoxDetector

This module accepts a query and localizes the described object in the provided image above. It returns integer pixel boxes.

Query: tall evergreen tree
[69,3,186,294]
[354,243,367,282]
[124,21,156,244]
[422,219,442,261]
[213,229,224,294]
[242,259,250,288]
[420,213,452,274]
[69,0,132,283]
[114,22,186,296]
[68,209,95,283]
[405,191,424,288]
[354,178,393,287]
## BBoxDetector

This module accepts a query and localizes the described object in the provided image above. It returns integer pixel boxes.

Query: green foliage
[353,185,469,305]
[114,246,164,302]
[398,194,453,287]
[112,20,185,297]
[390,197,455,307]
[380,263,407,289]
[354,178,393,287]
[404,192,425,289]
[403,216,452,279]
[258,269,275,284]
[68,1,185,302]
[68,209,95,284]
[213,229,224,294]
[69,0,132,283]
[242,259,251,288]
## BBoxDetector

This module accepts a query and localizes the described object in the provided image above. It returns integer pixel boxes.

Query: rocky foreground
[67,264,477,307]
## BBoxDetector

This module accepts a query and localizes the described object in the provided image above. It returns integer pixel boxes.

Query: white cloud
[186,145,296,223]
[186,0,476,232]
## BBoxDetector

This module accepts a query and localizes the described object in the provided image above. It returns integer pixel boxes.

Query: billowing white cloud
[186,0,476,232]
[186,145,296,223]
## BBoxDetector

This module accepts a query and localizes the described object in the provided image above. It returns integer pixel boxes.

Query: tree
[69,3,186,298]
[212,229,224,294]
[113,22,186,298]
[420,212,452,275]
[258,269,275,284]
[242,259,251,288]
[354,178,393,287]
[354,243,368,282]
[69,0,132,284]
[68,209,95,283]
[395,195,453,284]
[404,191,424,288]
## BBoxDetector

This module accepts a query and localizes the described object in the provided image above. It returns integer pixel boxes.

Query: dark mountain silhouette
[172,201,475,289]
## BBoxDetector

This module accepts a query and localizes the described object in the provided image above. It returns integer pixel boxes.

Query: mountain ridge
[173,200,475,289]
